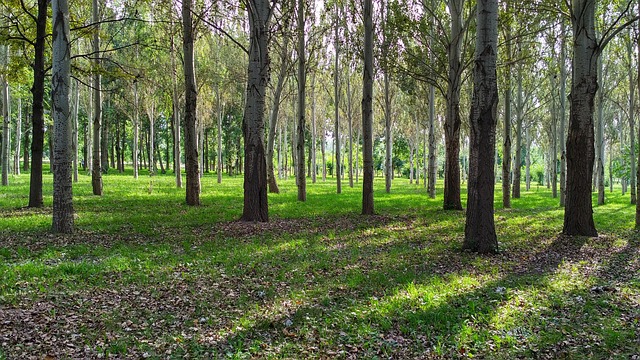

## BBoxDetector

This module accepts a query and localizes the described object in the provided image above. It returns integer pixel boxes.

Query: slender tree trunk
[101,109,109,173]
[334,3,341,194]
[91,0,103,194]
[362,0,374,215]
[628,30,636,204]
[13,94,21,176]
[266,36,289,193]
[183,0,200,205]
[147,99,156,174]
[525,125,531,191]
[563,0,598,237]
[321,121,326,181]
[240,0,271,222]
[636,0,640,226]
[51,0,74,233]
[170,28,182,188]
[356,126,360,183]
[311,73,317,183]
[28,0,47,207]
[133,51,139,179]
[550,73,558,198]
[428,84,437,197]
[86,75,92,173]
[71,77,79,182]
[1,45,9,186]
[347,70,354,188]
[217,94,223,183]
[463,0,498,254]
[23,123,30,172]
[512,64,523,198]
[559,22,568,207]
[296,0,306,201]
[384,72,393,193]
[443,0,464,210]
[502,16,512,207]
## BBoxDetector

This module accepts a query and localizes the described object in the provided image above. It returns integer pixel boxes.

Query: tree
[564,0,598,236]
[91,0,103,196]
[51,0,74,233]
[296,0,306,201]
[1,45,8,187]
[362,0,374,215]
[240,0,272,222]
[183,0,200,205]
[502,0,513,208]
[464,0,498,253]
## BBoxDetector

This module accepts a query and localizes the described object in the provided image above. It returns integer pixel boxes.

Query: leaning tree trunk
[183,0,200,206]
[51,0,74,233]
[443,0,464,210]
[362,0,374,215]
[266,34,289,194]
[563,0,598,237]
[463,0,498,254]
[91,0,103,195]
[28,0,47,207]
[296,0,306,201]
[240,0,270,222]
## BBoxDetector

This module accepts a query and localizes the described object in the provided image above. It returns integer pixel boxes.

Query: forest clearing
[0,170,639,359]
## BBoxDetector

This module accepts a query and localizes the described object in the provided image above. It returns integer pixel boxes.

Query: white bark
[1,45,10,186]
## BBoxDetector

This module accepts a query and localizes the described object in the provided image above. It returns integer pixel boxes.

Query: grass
[0,166,639,359]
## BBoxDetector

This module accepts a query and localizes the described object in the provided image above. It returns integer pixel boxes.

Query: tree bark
[28,0,47,207]
[240,0,271,222]
[266,35,289,194]
[92,0,103,195]
[71,77,79,182]
[13,94,21,176]
[563,0,598,237]
[334,3,341,194]
[512,63,523,198]
[559,22,568,207]
[183,0,200,205]
[502,10,512,207]
[596,55,605,205]
[362,0,374,215]
[296,0,306,201]
[171,27,182,188]
[133,50,140,179]
[627,29,636,204]
[1,45,9,186]
[51,0,74,233]
[463,0,498,254]
[443,0,464,210]
[311,73,317,183]
[217,90,223,183]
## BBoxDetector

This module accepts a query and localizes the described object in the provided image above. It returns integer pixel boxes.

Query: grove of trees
[1,0,640,252]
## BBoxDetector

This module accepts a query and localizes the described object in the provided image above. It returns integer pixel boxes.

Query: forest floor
[0,168,639,359]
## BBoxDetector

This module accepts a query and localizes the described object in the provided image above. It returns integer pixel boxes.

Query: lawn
[0,168,638,359]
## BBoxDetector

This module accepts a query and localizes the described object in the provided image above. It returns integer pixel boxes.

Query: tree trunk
[559,22,568,207]
[502,14,512,207]
[28,0,47,207]
[240,0,270,222]
[362,0,374,215]
[321,120,326,181]
[428,83,437,197]
[13,94,21,176]
[512,64,523,198]
[347,68,354,188]
[443,0,464,210]
[628,29,636,204]
[71,77,79,182]
[101,110,109,173]
[296,0,306,201]
[463,0,498,254]
[334,3,341,194]
[311,73,317,183]
[563,0,598,237]
[171,28,182,188]
[90,1,103,191]
[384,71,393,193]
[51,0,74,233]
[217,94,223,183]
[550,73,558,198]
[525,125,531,191]
[266,36,289,193]
[147,99,156,174]
[183,0,200,205]
[636,0,640,226]
[596,55,605,206]
[133,50,140,179]
[23,122,30,172]
[1,45,9,186]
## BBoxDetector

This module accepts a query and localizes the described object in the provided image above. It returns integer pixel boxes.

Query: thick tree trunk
[28,0,47,207]
[362,0,374,215]
[296,0,306,201]
[563,0,598,237]
[266,36,289,194]
[91,0,103,195]
[463,0,498,254]
[51,0,74,233]
[240,0,270,222]
[1,45,9,186]
[443,0,464,210]
[183,0,200,205]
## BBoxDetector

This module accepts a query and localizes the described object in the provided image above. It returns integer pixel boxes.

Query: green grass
[0,167,639,359]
